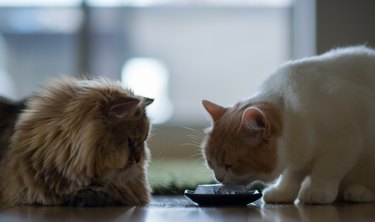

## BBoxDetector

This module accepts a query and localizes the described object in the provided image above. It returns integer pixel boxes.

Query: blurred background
[0,0,374,193]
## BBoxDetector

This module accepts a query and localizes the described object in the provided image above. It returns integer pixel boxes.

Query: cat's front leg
[263,170,305,204]
[66,187,122,207]
[298,153,356,204]
[298,130,363,204]
[298,176,339,204]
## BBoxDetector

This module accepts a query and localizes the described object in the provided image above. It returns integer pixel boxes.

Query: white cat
[202,46,375,204]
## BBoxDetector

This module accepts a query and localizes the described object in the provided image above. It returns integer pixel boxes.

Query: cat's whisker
[188,155,204,162]
[186,134,203,138]
[179,142,201,148]
[185,136,203,143]
[187,139,203,145]
[148,127,162,139]
[181,126,202,134]
[181,126,206,136]
[186,134,204,140]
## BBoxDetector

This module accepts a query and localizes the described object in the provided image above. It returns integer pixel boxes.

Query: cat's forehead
[209,113,242,136]
[205,128,239,151]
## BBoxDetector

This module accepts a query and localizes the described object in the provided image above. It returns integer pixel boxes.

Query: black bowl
[184,189,262,206]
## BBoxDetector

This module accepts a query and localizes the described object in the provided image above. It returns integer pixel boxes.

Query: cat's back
[287,45,375,88]
[257,46,375,140]
[261,46,375,103]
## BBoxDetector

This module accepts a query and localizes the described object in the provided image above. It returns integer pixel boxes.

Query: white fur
[247,46,375,204]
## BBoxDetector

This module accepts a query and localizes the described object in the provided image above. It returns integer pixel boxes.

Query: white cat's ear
[202,100,226,121]
[110,97,140,118]
[241,107,269,140]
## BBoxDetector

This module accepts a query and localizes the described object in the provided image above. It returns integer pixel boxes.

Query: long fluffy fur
[0,77,153,206]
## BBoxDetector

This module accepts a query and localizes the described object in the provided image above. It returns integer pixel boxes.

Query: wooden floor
[1,196,375,222]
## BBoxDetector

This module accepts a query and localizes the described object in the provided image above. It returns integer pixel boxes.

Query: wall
[316,0,375,53]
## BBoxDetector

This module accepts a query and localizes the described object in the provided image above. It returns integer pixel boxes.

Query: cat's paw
[263,187,297,204]
[343,184,375,203]
[299,186,336,204]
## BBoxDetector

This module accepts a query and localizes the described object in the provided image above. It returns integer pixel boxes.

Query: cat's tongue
[194,184,247,195]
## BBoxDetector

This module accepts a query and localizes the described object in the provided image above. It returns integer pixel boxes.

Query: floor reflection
[198,205,262,222]
[1,198,375,222]
[261,202,375,222]
[1,205,130,222]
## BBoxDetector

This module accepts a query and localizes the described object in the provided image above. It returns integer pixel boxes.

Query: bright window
[0,0,306,127]
[121,57,173,124]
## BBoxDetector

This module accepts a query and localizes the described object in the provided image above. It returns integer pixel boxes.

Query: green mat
[148,158,215,195]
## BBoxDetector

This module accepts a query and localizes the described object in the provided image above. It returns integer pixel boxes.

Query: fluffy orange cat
[0,77,153,207]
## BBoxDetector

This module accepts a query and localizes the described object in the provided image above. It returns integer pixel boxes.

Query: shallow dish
[184,185,262,206]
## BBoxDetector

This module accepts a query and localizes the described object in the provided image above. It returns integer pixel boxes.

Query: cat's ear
[110,97,140,118]
[240,107,270,141]
[202,100,226,121]
[142,97,154,106]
